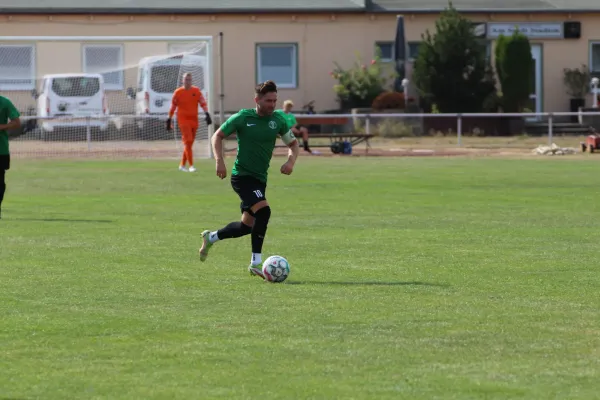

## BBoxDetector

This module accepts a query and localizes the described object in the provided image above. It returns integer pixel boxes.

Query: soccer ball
[262,255,290,283]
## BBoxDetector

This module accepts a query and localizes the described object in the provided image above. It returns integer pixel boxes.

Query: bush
[495,30,534,112]
[371,91,415,110]
[412,1,497,113]
[331,50,394,109]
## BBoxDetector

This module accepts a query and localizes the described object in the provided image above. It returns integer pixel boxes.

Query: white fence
[275,111,599,146]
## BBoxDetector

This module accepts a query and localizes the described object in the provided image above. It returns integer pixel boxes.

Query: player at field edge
[198,80,300,279]
[277,99,318,155]
[167,72,212,172]
[0,95,21,220]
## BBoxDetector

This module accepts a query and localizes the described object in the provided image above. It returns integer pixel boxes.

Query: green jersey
[0,96,20,155]
[220,108,295,183]
[275,109,297,130]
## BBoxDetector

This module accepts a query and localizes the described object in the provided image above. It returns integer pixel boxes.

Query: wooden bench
[294,116,373,154]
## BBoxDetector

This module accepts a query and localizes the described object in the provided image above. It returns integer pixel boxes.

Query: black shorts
[0,154,9,171]
[231,174,266,215]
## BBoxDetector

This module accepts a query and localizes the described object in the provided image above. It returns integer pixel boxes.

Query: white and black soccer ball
[262,255,290,283]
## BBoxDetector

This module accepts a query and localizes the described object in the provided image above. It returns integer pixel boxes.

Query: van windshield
[150,65,181,93]
[52,77,100,97]
[150,65,204,93]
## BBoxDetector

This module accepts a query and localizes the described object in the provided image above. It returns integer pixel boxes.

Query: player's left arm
[290,114,299,130]
[0,100,21,130]
[198,89,212,125]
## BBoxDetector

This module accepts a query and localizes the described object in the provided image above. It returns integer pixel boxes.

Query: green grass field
[1,156,600,399]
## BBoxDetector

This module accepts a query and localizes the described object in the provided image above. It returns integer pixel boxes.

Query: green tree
[331,49,394,110]
[412,2,497,113]
[495,30,534,112]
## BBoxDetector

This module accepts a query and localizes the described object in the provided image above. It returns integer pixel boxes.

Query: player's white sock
[251,253,262,265]
[209,231,220,243]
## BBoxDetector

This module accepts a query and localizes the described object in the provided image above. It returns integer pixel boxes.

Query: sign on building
[486,23,563,39]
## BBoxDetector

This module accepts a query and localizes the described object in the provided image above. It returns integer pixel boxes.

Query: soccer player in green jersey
[198,80,300,278]
[0,96,21,219]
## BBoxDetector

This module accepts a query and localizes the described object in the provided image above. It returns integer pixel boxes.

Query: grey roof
[0,0,366,14]
[370,0,600,12]
[0,0,598,13]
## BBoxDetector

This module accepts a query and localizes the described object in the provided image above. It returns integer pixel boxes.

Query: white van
[32,73,109,134]
[126,54,208,131]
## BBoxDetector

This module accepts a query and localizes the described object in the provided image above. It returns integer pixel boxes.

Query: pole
[457,114,462,146]
[548,113,553,146]
[86,117,91,151]
[219,32,225,127]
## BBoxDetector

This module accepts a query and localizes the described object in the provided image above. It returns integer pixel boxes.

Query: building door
[527,44,543,121]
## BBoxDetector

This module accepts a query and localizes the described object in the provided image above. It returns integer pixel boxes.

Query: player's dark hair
[255,80,278,97]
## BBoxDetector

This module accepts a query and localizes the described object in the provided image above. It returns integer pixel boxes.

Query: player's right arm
[212,112,243,179]
[168,88,180,119]
[0,98,21,131]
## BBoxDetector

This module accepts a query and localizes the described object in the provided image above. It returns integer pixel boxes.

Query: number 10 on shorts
[253,190,263,198]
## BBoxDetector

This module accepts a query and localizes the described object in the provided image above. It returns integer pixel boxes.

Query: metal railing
[11,110,600,159]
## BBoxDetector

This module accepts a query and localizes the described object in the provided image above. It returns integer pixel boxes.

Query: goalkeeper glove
[205,112,212,126]
[166,118,173,131]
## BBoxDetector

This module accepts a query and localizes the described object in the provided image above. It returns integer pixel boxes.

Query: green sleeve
[279,114,290,136]
[289,114,297,128]
[219,112,242,137]
[7,99,20,120]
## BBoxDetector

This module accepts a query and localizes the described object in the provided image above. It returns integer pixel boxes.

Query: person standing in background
[167,72,212,172]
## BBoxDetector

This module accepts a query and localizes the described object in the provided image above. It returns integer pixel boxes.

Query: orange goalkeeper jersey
[169,86,208,123]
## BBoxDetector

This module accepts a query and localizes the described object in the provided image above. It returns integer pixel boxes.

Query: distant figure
[0,95,21,219]
[167,72,212,172]
[276,100,316,154]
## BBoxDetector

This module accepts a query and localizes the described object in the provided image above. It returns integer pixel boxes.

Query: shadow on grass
[286,280,448,287]
[13,218,112,223]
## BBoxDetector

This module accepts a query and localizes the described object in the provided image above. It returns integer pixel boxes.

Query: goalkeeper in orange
[167,72,212,172]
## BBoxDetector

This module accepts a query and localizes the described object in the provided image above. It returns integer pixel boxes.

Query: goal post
[0,36,215,160]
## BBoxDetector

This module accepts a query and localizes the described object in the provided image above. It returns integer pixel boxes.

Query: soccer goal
[1,36,214,160]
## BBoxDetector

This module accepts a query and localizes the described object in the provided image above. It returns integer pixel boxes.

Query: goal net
[2,36,214,160]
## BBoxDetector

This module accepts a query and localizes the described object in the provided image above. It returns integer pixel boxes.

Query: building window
[375,42,394,62]
[256,43,298,89]
[483,41,492,60]
[82,44,124,90]
[408,42,421,61]
[590,42,600,93]
[590,42,600,85]
[376,41,428,62]
[0,45,35,91]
